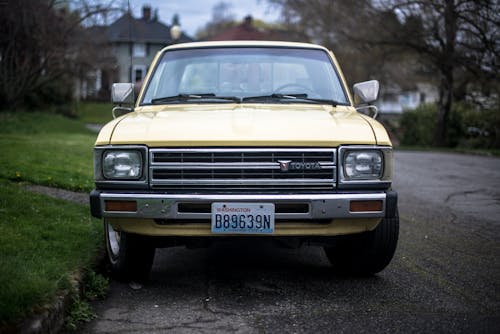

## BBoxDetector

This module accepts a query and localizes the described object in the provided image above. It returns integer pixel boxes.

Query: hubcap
[107,223,121,258]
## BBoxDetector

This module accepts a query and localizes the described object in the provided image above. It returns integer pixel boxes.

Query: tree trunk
[434,0,457,147]
[435,68,453,146]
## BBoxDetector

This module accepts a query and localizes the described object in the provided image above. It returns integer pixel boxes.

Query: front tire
[324,210,399,276]
[105,221,156,282]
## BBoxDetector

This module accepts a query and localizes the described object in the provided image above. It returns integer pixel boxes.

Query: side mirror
[111,83,134,105]
[353,80,379,104]
[111,83,134,118]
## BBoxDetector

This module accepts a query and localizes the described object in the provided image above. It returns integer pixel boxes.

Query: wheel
[105,221,156,282]
[324,210,399,276]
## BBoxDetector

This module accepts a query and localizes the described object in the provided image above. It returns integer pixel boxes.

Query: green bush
[400,102,499,148]
[23,74,77,118]
[459,103,500,149]
[399,104,437,146]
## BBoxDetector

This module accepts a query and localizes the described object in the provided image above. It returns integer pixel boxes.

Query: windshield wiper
[242,93,339,106]
[151,93,240,104]
[151,93,340,105]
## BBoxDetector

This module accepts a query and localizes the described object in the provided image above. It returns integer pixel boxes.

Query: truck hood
[102,104,377,147]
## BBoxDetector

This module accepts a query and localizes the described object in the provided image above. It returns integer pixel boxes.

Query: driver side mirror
[111,83,134,118]
[353,80,379,105]
[112,83,134,104]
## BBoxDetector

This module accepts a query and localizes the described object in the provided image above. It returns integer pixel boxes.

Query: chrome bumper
[91,192,388,220]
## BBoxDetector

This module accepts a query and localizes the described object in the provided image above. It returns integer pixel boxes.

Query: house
[208,15,289,41]
[79,5,194,100]
[376,83,438,114]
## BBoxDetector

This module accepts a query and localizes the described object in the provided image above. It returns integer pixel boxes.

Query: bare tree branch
[0,0,123,110]
[269,0,499,146]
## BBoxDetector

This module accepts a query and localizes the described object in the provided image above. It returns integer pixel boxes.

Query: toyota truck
[90,41,398,281]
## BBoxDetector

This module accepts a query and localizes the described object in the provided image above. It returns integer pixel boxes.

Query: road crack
[445,189,486,203]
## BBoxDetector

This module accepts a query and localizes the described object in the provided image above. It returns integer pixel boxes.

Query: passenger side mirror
[353,80,379,105]
[353,80,379,119]
[111,83,134,118]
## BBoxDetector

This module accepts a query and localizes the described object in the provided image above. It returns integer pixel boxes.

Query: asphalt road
[82,151,500,333]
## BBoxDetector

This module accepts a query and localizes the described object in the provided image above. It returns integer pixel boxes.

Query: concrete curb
[20,275,81,334]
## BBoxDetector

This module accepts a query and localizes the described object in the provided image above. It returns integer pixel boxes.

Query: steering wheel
[274,83,315,96]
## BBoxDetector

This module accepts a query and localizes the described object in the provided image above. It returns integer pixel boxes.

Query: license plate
[211,203,275,234]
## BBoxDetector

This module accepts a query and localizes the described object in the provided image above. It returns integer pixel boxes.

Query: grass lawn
[75,102,113,125]
[0,110,104,327]
[0,180,102,325]
[0,112,98,192]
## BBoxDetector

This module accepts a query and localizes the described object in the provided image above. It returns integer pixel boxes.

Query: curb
[13,273,82,334]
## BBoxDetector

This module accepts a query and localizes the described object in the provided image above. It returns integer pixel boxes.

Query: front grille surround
[149,148,336,191]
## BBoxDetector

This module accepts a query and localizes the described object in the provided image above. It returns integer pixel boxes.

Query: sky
[128,0,282,37]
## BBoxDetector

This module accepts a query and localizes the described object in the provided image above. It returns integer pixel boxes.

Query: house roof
[209,16,271,41]
[85,25,108,43]
[107,12,193,44]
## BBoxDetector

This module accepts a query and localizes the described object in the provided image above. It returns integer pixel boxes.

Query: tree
[268,0,419,88]
[196,1,237,40]
[375,0,499,145]
[0,0,121,112]
[212,1,236,23]
[269,0,499,146]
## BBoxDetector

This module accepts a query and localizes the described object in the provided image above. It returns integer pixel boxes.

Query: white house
[79,6,194,100]
[376,83,438,114]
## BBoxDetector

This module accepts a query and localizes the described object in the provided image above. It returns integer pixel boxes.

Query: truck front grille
[149,148,336,191]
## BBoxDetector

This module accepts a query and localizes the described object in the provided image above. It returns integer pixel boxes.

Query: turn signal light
[105,200,137,212]
[350,200,383,212]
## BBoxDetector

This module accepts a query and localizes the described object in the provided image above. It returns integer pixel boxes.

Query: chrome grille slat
[152,171,335,179]
[150,148,336,191]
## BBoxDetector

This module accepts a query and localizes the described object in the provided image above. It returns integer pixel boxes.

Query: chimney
[142,5,151,21]
[243,15,253,29]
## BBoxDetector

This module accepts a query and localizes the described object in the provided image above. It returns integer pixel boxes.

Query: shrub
[399,104,437,146]
[23,74,77,118]
[400,102,499,148]
[459,103,500,149]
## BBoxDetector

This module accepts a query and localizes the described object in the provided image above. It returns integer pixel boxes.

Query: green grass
[75,102,113,124]
[0,112,97,192]
[0,111,106,327]
[65,270,108,331]
[65,297,96,331]
[0,179,102,325]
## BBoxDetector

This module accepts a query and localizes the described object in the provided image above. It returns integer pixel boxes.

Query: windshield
[141,47,349,105]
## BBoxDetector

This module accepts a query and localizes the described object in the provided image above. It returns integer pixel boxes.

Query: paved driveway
[82,151,500,333]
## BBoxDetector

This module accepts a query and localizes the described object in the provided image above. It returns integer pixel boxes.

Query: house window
[420,92,426,103]
[132,65,146,83]
[133,43,146,57]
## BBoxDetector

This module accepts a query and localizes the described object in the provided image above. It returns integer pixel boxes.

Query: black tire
[105,221,156,282]
[324,210,399,276]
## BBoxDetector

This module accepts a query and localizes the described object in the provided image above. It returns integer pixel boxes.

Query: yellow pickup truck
[90,41,398,281]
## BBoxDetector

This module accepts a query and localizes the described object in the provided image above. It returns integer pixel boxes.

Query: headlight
[103,151,142,179]
[344,150,383,180]
[338,146,393,187]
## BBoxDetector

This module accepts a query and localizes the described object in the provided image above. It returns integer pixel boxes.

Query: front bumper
[90,190,397,221]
